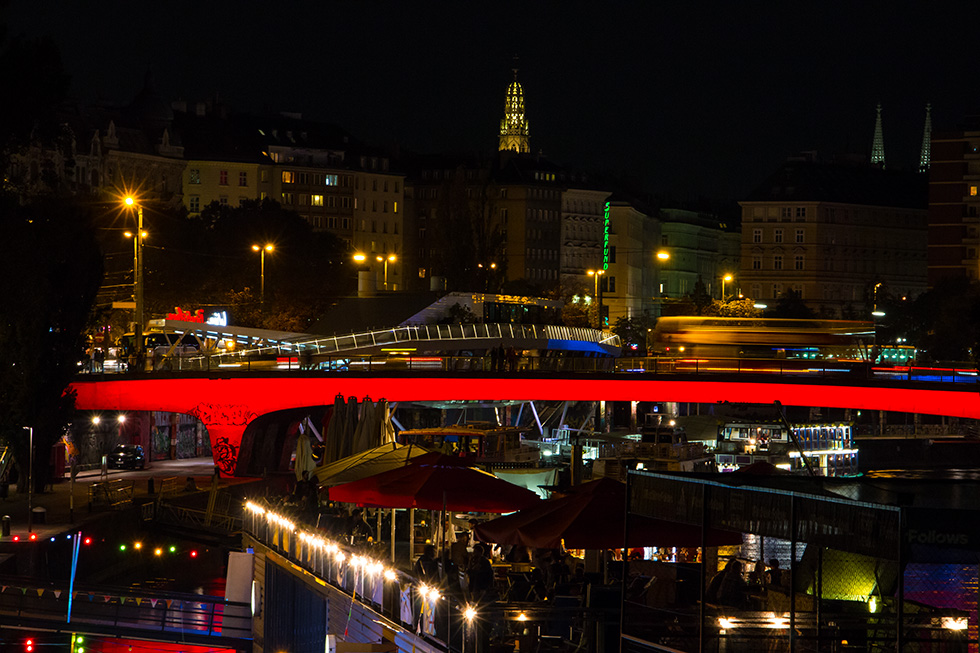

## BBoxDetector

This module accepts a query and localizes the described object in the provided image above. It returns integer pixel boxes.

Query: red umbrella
[474,477,741,549]
[327,452,539,513]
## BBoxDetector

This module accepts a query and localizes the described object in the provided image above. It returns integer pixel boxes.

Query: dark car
[109,444,145,470]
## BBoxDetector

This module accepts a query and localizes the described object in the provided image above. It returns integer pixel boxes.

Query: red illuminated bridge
[69,370,980,476]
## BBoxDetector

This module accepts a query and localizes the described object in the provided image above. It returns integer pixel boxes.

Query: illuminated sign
[602,201,610,271]
[167,307,205,323]
[207,311,228,327]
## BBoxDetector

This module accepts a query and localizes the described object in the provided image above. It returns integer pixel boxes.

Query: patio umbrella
[474,477,742,549]
[328,452,540,513]
[324,394,346,464]
[339,395,359,460]
[378,400,396,446]
[313,442,432,487]
[352,397,376,454]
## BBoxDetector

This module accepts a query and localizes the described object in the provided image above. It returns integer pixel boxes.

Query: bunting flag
[166,599,173,609]
[1,586,6,593]
[21,588,27,595]
[150,599,158,608]
[135,597,142,606]
[36,589,44,597]
[54,590,61,599]
[104,595,112,603]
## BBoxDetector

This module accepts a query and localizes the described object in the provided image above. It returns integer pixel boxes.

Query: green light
[119,544,126,551]
[169,545,177,553]
[602,201,610,271]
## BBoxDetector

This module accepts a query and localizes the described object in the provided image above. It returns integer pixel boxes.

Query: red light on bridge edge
[190,550,198,558]
[25,638,34,652]
[83,537,92,545]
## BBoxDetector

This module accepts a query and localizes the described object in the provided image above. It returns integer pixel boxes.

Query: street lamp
[376,253,396,290]
[122,196,145,368]
[23,427,33,533]
[587,269,605,329]
[721,274,733,302]
[252,244,274,306]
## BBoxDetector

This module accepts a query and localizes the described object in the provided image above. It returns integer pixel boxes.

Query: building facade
[659,208,740,301]
[929,118,980,286]
[739,159,927,316]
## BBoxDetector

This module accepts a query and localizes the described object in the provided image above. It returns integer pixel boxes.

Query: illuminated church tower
[871,103,886,168]
[919,103,932,173]
[498,65,530,153]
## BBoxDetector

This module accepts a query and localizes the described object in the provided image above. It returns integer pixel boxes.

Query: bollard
[148,477,155,495]
[1,515,9,537]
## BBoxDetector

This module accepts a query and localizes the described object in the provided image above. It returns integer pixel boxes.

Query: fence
[623,472,978,653]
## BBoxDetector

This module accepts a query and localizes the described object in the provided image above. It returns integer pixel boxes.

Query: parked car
[109,444,145,470]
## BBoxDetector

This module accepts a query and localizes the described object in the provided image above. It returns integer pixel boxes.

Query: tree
[0,194,103,493]
[717,298,763,318]
[612,315,655,354]
[691,276,713,315]
[765,289,815,319]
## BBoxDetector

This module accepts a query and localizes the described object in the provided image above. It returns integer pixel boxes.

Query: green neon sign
[602,201,610,271]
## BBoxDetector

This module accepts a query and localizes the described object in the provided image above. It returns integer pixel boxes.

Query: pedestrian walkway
[0,457,252,542]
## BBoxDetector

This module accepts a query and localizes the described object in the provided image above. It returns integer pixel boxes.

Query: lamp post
[123,197,144,368]
[376,254,396,290]
[656,251,670,317]
[477,262,497,292]
[587,269,605,329]
[721,274,733,302]
[252,244,274,305]
[23,426,32,533]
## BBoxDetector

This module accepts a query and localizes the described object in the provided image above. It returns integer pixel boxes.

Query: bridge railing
[0,580,252,640]
[77,352,980,384]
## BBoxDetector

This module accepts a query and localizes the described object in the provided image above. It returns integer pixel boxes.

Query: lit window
[312,195,324,206]
[393,201,398,213]
[239,171,248,187]
[972,186,978,197]
[325,174,338,186]
[219,170,228,186]
[189,169,201,184]
[282,171,295,184]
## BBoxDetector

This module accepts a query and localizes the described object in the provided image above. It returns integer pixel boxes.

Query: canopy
[328,452,540,513]
[313,442,432,487]
[474,477,742,549]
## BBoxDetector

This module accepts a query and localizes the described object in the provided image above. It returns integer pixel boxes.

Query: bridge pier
[186,403,257,476]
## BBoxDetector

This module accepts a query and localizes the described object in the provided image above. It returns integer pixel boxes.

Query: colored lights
[169,545,176,553]
[190,550,199,558]
[83,537,92,545]
[119,544,127,551]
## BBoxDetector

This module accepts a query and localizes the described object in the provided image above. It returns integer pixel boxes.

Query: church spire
[498,59,530,153]
[919,103,932,173]
[871,103,885,168]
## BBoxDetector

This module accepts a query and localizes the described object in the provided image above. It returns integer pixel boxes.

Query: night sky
[6,2,980,202]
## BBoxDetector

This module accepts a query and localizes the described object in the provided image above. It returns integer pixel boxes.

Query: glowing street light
[656,251,670,261]
[252,244,274,306]
[376,253,397,290]
[122,196,145,367]
[721,274,734,302]
[587,269,606,329]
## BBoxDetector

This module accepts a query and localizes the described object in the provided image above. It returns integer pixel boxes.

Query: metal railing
[0,579,251,647]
